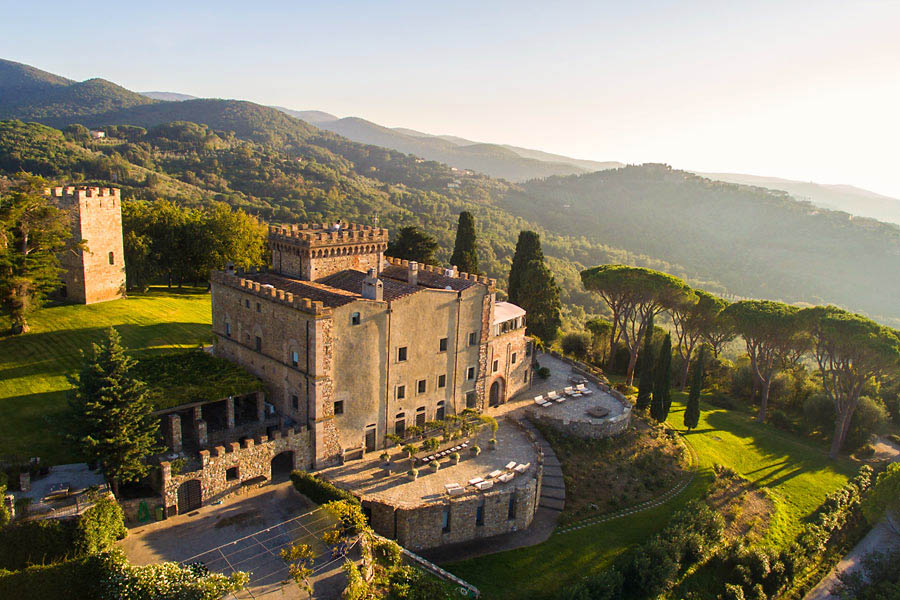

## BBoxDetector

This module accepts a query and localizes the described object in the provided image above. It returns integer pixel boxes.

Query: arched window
[436,401,445,421]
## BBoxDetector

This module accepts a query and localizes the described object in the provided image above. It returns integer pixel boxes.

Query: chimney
[225,261,235,275]
[408,261,419,286]
[362,268,384,301]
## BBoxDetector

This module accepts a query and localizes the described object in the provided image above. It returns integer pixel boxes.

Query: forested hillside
[1,58,899,326]
[511,164,900,323]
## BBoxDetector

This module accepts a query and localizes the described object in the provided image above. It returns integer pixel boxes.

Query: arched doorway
[489,379,504,407]
[271,450,295,481]
[176,479,202,514]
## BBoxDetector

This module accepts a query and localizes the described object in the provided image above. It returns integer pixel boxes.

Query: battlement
[44,186,121,206]
[269,222,389,248]
[384,256,496,288]
[211,270,333,316]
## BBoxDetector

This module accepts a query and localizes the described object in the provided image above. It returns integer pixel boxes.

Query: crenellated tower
[269,222,389,281]
[46,186,126,304]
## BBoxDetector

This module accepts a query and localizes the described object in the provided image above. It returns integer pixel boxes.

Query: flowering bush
[99,550,248,600]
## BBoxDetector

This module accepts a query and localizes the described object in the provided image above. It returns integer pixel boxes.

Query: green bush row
[716,465,876,600]
[0,496,125,571]
[290,470,360,507]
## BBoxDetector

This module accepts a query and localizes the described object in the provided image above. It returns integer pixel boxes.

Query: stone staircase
[519,420,565,512]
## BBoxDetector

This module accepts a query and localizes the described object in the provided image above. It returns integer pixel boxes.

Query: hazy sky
[4,0,900,196]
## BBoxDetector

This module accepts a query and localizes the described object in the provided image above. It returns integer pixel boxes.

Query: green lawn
[0,288,212,463]
[444,393,855,599]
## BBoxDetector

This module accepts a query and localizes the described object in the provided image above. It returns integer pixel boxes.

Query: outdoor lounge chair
[488,469,503,479]
[514,462,531,474]
[576,384,593,396]
[449,486,465,496]
[498,472,514,483]
[445,483,462,494]
[468,477,484,486]
[547,391,562,402]
[475,480,494,491]
[533,395,545,405]
[505,461,517,470]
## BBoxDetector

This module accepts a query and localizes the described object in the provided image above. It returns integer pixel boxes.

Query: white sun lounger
[488,469,503,479]
[514,462,531,474]
[445,483,461,492]
[547,391,563,402]
[468,477,484,486]
[475,480,493,491]
[505,461,517,470]
[498,472,514,483]
[576,384,593,395]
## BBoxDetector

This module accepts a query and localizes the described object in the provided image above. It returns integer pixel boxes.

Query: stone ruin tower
[45,186,126,304]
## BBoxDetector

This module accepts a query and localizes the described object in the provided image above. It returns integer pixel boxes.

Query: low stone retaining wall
[160,425,312,516]
[526,406,631,439]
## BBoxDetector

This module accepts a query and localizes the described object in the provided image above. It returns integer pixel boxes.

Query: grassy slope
[444,393,854,599]
[0,288,212,463]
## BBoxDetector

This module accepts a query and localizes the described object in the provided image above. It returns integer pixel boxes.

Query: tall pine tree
[507,231,544,306]
[684,345,705,431]
[517,259,563,343]
[450,211,479,274]
[636,314,656,411]
[68,328,160,496]
[650,333,673,423]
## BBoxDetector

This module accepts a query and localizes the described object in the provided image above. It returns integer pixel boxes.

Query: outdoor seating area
[419,441,469,465]
[532,384,593,407]
[442,461,531,496]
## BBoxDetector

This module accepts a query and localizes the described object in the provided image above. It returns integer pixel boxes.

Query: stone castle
[45,186,126,304]
[211,221,533,468]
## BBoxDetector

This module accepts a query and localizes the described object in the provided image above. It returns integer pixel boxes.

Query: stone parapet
[211,270,332,316]
[269,223,389,247]
[384,256,496,288]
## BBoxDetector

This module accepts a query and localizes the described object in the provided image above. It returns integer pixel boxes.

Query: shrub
[342,560,367,600]
[768,409,796,433]
[561,332,590,360]
[73,497,127,555]
[373,538,402,567]
[537,366,551,379]
[845,396,889,451]
[802,393,833,433]
[290,471,359,506]
[708,393,741,410]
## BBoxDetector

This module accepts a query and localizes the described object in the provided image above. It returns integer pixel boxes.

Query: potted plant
[489,438,498,450]
[471,445,481,456]
[402,444,417,462]
[430,460,441,472]
[408,468,418,481]
[379,451,390,464]
[450,451,460,465]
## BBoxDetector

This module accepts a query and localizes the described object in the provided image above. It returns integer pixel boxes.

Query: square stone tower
[46,186,126,304]
[269,222,389,281]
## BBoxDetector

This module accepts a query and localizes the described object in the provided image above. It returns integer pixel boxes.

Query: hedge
[0,554,107,599]
[0,496,126,570]
[290,470,360,506]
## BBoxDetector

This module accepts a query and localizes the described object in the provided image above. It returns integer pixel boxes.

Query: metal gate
[177,479,202,514]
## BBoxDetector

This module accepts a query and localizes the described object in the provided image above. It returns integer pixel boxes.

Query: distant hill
[696,172,900,226]
[141,91,198,102]
[1,58,898,326]
[273,107,339,124]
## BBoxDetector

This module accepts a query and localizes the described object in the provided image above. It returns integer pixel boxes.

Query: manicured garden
[0,288,213,463]
[444,391,856,599]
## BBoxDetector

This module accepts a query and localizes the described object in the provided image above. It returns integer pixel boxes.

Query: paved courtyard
[120,483,347,599]
[321,422,538,507]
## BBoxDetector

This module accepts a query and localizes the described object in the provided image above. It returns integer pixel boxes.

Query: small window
[108,251,114,265]
[396,385,406,400]
[442,507,451,533]
[398,347,408,362]
[526,341,532,356]
[476,501,484,526]
[291,395,299,410]
[256,302,261,313]
[291,351,299,367]
[437,374,446,389]
[416,406,426,427]
[439,337,448,352]
[334,400,344,415]
[468,332,478,346]
[395,413,406,437]
[465,391,476,408]
[466,366,476,380]
[255,336,262,351]
[508,495,517,520]
[417,379,426,394]
[436,400,445,421]
[245,299,250,308]
[511,352,517,365]
[226,466,239,481]
[492,359,499,373]
[351,312,361,325]
[225,322,231,338]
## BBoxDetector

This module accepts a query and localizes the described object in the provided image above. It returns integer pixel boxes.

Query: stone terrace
[320,423,537,508]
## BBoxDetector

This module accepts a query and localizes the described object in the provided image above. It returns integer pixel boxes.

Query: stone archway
[489,378,505,407]
[176,479,202,514]
[271,450,295,481]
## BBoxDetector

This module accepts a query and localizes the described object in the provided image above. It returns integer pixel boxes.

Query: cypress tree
[684,345,705,431]
[508,231,544,306]
[635,314,656,411]
[651,333,673,423]
[68,328,160,496]
[516,258,562,343]
[450,211,479,274]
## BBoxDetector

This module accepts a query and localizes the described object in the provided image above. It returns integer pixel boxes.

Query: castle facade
[211,222,532,468]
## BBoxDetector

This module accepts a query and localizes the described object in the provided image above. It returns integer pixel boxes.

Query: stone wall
[160,426,311,515]
[526,407,632,439]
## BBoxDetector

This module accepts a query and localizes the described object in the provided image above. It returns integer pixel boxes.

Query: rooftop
[493,302,526,326]
[321,421,538,508]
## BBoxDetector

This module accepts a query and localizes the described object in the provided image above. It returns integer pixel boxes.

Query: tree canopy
[449,211,478,274]
[386,226,439,265]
